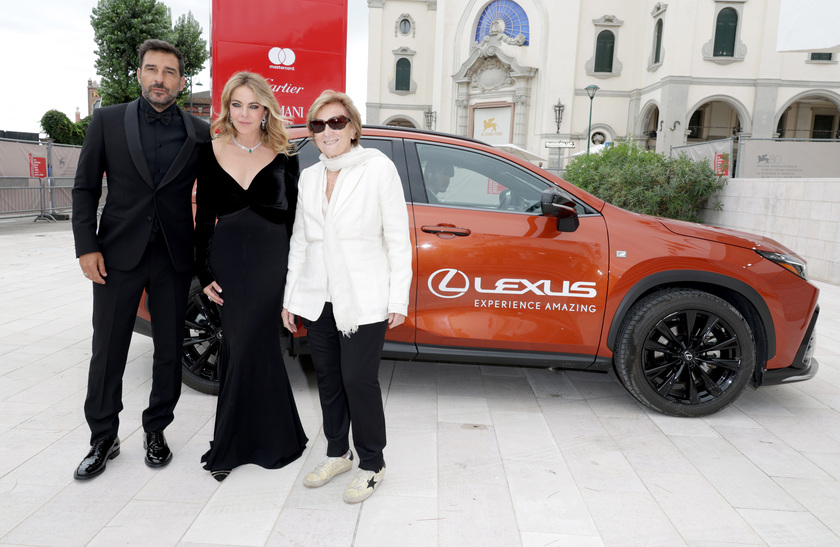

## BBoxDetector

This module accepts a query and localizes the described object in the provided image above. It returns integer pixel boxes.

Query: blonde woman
[282,90,412,503]
[194,72,307,481]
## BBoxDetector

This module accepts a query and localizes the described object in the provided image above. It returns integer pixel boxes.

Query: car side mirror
[540,188,580,232]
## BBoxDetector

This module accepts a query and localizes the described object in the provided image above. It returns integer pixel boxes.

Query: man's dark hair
[425,162,454,178]
[138,39,185,76]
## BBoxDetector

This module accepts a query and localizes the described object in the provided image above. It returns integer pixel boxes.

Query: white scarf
[320,144,382,171]
[320,145,387,336]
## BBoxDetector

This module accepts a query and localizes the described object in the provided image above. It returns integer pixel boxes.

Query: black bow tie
[145,110,172,125]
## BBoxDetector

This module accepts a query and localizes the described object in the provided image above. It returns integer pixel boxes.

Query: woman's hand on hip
[203,281,224,305]
[388,313,406,329]
[282,308,298,333]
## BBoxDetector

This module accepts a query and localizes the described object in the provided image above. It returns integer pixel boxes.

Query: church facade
[365,0,840,170]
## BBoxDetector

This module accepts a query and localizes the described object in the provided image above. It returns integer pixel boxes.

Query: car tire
[181,277,222,395]
[615,289,755,417]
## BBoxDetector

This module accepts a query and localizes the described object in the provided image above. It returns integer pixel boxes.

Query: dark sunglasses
[309,115,350,133]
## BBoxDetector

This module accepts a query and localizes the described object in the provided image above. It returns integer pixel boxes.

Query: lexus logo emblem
[268,47,296,66]
[428,268,469,299]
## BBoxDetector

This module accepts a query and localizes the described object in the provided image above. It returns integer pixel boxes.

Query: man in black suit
[72,39,211,480]
[423,162,454,203]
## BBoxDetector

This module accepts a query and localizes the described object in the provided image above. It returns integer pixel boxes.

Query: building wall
[367,0,840,168]
[701,178,840,284]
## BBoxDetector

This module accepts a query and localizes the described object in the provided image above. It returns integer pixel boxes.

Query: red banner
[211,0,348,125]
[29,155,47,178]
[713,153,730,176]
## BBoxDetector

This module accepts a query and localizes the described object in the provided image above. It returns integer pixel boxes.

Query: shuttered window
[713,8,737,57]
[595,31,615,72]
[395,58,411,91]
[654,20,663,64]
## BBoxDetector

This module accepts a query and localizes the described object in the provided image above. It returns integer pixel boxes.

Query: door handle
[421,225,471,237]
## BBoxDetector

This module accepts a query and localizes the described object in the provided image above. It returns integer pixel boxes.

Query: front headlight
[756,250,808,280]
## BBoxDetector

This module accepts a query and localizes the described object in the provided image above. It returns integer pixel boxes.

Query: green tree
[563,141,726,223]
[172,11,209,104]
[40,110,90,145]
[39,1,208,142]
[91,0,173,106]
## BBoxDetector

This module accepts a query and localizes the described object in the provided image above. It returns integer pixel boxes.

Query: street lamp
[189,75,203,117]
[585,84,599,154]
[553,99,565,133]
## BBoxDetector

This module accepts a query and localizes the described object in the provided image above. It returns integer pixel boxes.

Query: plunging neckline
[211,144,278,191]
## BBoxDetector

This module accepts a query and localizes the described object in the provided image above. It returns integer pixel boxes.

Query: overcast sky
[0,0,369,135]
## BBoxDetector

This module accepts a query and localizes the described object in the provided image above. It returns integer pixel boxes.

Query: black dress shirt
[138,97,186,187]
[138,97,187,235]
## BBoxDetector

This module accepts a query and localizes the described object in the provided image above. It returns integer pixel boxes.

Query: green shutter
[654,20,663,64]
[396,59,410,91]
[713,8,737,57]
[595,31,615,72]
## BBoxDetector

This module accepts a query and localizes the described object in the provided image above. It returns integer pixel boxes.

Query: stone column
[753,79,781,138]
[512,92,528,148]
[456,96,469,137]
[655,77,690,155]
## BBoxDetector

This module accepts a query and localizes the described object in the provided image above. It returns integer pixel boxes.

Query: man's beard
[142,83,178,110]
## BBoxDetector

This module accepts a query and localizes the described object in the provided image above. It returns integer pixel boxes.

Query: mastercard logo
[268,47,296,66]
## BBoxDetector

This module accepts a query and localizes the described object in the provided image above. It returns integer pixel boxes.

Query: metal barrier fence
[2,176,66,221]
[0,137,108,222]
[670,138,735,177]
[0,176,107,221]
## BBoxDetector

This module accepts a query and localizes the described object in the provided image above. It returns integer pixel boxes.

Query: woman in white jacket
[281,90,412,504]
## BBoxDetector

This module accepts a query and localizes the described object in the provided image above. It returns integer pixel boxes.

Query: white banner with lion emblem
[738,139,840,178]
[472,106,512,144]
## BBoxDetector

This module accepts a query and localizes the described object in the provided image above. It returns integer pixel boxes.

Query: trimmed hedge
[563,141,726,223]
[40,110,90,146]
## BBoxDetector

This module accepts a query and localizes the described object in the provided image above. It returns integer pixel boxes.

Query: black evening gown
[194,142,307,473]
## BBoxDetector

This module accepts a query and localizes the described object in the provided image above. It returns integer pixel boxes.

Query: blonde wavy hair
[306,90,363,148]
[211,72,294,155]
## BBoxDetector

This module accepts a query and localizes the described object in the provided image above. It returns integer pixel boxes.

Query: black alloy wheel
[615,289,755,416]
[181,278,222,395]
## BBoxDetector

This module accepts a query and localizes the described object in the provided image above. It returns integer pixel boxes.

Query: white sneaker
[343,466,385,504]
[303,451,353,487]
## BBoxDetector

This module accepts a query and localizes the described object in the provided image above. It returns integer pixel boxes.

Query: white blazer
[283,152,412,328]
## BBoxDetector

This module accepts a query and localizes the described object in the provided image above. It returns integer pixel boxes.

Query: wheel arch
[607,270,775,366]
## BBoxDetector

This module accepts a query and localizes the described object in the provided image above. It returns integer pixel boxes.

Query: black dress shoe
[74,436,120,480]
[144,429,172,468]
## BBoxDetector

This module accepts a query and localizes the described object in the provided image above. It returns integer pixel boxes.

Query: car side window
[294,137,395,170]
[293,138,320,170]
[416,142,548,213]
[293,135,411,202]
[358,137,393,158]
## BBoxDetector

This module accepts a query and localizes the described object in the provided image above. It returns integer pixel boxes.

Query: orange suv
[135,126,819,417]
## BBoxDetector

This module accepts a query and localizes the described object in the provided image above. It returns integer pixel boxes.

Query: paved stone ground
[1,218,839,546]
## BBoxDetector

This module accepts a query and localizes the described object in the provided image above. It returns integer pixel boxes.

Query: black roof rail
[288,123,489,147]
[361,124,489,146]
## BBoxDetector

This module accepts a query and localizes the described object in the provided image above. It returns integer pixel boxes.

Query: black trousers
[84,234,191,443]
[303,303,388,471]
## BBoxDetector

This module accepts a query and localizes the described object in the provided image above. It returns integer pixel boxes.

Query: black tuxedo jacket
[72,98,212,273]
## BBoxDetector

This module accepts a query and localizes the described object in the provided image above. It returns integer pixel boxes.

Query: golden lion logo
[483,118,498,132]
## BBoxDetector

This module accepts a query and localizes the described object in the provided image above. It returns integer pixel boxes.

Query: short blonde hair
[211,72,294,155]
[306,90,363,147]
